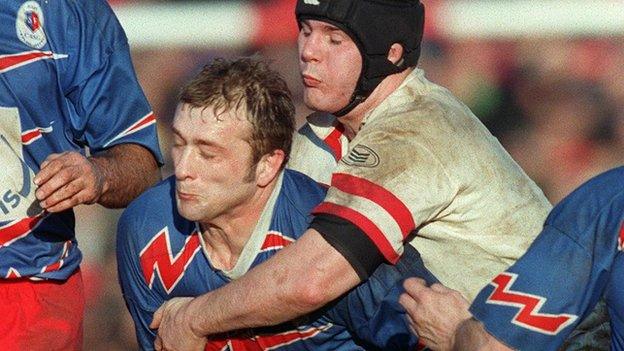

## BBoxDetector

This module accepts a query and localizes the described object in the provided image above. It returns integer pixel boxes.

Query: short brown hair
[179,57,295,167]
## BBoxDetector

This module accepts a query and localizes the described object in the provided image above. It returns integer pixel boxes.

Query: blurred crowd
[77,2,624,349]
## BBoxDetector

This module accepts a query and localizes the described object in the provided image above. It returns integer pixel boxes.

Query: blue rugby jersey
[117,170,437,350]
[0,0,162,280]
[470,167,624,351]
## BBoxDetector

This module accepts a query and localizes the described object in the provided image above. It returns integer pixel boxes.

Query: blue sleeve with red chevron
[470,167,624,351]
[61,0,163,162]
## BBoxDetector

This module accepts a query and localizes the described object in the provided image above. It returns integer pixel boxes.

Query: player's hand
[151,297,206,351]
[34,151,105,213]
[399,278,472,351]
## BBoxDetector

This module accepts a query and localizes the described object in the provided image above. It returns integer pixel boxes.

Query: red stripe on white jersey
[0,213,46,247]
[103,112,156,147]
[330,173,415,239]
[313,202,400,264]
[323,124,345,161]
[0,51,68,74]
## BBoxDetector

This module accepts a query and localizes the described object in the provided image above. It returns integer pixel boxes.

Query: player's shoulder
[547,166,624,235]
[279,169,327,214]
[120,176,177,226]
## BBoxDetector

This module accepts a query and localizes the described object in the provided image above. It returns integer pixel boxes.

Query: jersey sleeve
[325,245,438,350]
[116,206,164,351]
[312,118,456,264]
[61,0,163,163]
[469,182,623,351]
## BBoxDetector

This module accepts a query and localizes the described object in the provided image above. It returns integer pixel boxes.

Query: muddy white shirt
[288,69,551,300]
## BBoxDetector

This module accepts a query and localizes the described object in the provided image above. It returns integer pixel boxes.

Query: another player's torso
[0,1,81,280]
[136,173,364,350]
[289,69,552,300]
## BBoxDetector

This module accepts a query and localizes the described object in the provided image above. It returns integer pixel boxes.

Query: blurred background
[77,0,624,348]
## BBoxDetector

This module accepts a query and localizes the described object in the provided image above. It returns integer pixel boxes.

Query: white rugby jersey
[288,68,551,300]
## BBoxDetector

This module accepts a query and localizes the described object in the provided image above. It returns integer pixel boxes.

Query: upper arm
[312,124,455,265]
[116,208,164,350]
[63,0,162,162]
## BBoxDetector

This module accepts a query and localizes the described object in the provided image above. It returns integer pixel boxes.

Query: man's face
[298,19,363,113]
[171,103,257,223]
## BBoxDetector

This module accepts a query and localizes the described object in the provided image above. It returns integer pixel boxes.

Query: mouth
[302,74,321,88]
[176,190,197,201]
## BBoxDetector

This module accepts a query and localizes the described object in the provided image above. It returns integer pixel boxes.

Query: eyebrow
[171,126,225,150]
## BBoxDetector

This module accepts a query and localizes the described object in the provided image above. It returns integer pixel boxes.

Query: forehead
[301,19,348,35]
[172,103,251,143]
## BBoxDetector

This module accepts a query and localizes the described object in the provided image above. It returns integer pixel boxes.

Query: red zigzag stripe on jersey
[323,124,345,161]
[313,202,400,264]
[139,228,201,294]
[487,272,577,335]
[330,173,415,238]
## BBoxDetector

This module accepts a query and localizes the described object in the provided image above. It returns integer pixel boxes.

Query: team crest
[341,144,380,168]
[16,1,47,49]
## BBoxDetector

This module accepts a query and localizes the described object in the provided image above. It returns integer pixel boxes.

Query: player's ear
[387,43,405,66]
[256,149,285,187]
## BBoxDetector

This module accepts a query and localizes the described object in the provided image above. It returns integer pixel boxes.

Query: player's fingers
[403,277,428,298]
[44,187,94,213]
[38,177,84,210]
[38,152,64,171]
[151,305,165,329]
[34,155,67,187]
[429,282,452,293]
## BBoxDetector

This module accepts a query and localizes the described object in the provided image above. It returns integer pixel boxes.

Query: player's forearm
[90,143,160,208]
[188,229,361,335]
[453,318,514,351]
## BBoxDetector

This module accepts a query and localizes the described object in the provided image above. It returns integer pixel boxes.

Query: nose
[173,147,195,181]
[299,31,319,64]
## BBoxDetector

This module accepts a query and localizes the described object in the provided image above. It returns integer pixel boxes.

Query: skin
[399,278,513,351]
[151,21,414,351]
[34,143,159,212]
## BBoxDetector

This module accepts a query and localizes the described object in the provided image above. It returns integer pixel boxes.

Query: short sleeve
[312,120,455,263]
[62,0,162,162]
[116,207,165,350]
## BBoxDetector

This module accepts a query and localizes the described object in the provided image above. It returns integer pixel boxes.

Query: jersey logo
[260,231,294,253]
[103,112,156,148]
[341,144,379,168]
[139,228,201,294]
[16,1,47,49]
[205,323,332,350]
[303,0,321,5]
[486,272,578,335]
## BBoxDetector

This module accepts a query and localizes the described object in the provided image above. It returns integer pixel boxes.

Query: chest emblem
[16,1,47,49]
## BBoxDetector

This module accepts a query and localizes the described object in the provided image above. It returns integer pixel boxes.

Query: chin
[303,92,341,114]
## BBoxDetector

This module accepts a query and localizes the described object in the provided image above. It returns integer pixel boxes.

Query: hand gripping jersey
[117,170,438,351]
[470,167,624,351]
[288,68,552,301]
[0,0,162,280]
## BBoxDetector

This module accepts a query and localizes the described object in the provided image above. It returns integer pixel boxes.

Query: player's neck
[199,178,279,271]
[338,68,412,140]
